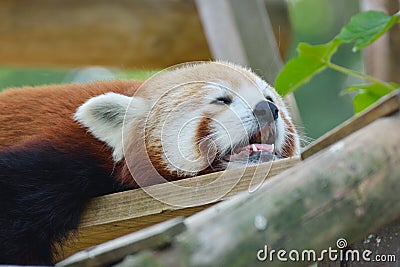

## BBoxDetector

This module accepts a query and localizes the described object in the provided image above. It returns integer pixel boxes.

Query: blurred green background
[288,0,361,140]
[0,0,361,141]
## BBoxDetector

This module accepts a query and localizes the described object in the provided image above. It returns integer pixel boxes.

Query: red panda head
[74,62,299,185]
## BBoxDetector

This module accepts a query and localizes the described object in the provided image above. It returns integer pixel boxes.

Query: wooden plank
[100,112,400,267]
[57,218,185,267]
[60,157,300,259]
[0,0,211,69]
[301,90,400,159]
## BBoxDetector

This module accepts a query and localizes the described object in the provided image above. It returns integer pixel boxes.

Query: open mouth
[223,124,276,162]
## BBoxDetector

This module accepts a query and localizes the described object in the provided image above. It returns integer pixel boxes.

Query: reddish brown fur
[281,115,297,157]
[0,80,142,181]
[195,115,213,156]
[119,141,170,187]
[118,124,176,187]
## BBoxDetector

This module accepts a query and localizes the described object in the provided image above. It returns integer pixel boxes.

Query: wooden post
[360,0,400,83]
[194,0,249,68]
[195,0,302,126]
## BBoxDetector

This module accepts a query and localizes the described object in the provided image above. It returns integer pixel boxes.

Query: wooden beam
[301,90,400,159]
[57,218,186,267]
[60,157,300,259]
[0,0,211,69]
[0,0,293,69]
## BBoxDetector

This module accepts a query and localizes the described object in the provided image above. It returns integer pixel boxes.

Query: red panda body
[0,80,148,184]
[0,81,143,264]
[0,62,300,264]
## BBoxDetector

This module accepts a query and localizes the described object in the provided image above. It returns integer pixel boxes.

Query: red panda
[0,62,299,264]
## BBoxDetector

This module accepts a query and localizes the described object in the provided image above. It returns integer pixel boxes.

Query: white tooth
[252,144,258,152]
[271,144,275,151]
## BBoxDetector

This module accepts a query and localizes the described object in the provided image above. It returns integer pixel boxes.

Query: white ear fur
[74,92,146,162]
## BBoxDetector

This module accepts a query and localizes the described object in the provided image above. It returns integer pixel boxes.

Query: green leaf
[275,40,341,96]
[353,92,380,114]
[347,83,394,95]
[336,11,400,52]
[347,83,395,113]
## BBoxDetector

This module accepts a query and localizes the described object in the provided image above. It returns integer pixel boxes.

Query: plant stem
[326,62,397,91]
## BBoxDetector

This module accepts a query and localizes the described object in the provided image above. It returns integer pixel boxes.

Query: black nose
[254,100,279,123]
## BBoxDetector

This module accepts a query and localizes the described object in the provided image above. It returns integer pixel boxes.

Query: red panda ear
[74,93,146,162]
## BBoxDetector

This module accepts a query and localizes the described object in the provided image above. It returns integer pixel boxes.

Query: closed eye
[212,96,232,105]
[266,96,274,103]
